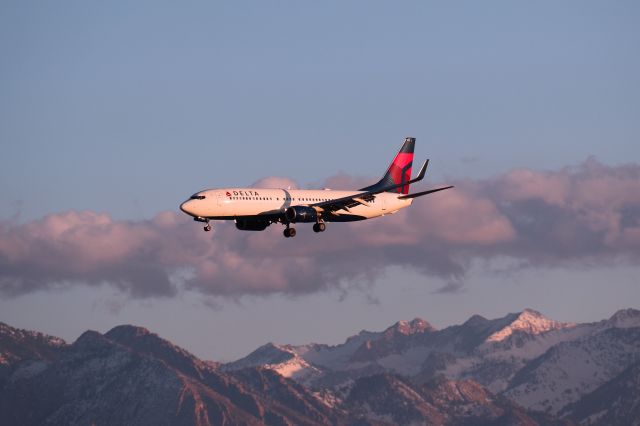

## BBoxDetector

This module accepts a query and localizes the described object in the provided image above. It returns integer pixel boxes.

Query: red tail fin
[360,137,415,194]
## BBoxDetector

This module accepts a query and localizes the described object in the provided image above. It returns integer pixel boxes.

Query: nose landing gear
[194,217,212,232]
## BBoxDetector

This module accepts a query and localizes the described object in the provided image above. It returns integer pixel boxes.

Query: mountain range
[1,308,639,425]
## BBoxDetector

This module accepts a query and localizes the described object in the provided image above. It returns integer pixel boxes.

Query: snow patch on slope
[486,309,572,342]
[271,356,324,381]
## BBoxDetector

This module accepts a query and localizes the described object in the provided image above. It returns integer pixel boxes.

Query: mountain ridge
[224,307,640,420]
[2,308,639,425]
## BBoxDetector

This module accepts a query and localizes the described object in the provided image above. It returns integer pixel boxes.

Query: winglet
[415,159,429,182]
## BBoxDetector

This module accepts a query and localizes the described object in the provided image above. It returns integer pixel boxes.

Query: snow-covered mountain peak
[248,342,293,358]
[607,308,640,328]
[221,342,323,381]
[222,342,296,371]
[410,318,435,331]
[486,309,571,342]
[383,317,435,338]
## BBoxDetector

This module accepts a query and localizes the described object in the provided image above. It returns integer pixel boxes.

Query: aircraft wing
[311,159,430,214]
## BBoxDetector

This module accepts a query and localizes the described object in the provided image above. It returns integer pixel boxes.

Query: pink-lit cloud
[0,159,639,298]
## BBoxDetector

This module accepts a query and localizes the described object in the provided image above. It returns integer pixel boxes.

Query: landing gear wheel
[204,224,212,232]
[283,227,296,238]
[313,222,326,233]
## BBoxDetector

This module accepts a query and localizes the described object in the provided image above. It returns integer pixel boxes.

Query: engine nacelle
[235,218,270,231]
[285,206,318,223]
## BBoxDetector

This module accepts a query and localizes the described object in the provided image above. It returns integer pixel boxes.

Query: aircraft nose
[180,200,194,216]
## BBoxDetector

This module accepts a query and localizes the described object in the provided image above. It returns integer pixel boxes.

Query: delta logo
[226,190,261,197]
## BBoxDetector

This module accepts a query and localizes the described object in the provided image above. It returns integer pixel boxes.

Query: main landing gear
[283,221,326,238]
[283,226,296,238]
[313,222,326,233]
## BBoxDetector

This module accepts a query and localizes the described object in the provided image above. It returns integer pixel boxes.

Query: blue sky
[1,2,639,360]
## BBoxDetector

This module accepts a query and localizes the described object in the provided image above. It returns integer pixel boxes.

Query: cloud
[251,176,298,189]
[0,159,639,299]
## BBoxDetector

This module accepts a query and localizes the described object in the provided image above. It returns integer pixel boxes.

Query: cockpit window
[190,194,206,200]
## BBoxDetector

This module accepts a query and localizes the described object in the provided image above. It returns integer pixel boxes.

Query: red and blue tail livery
[360,137,415,194]
[180,137,453,238]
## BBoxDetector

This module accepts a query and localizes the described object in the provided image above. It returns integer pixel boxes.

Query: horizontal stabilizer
[398,185,454,199]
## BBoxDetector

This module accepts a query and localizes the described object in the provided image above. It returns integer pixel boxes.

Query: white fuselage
[179,188,413,222]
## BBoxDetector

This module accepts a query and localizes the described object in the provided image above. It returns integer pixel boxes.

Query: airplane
[179,137,453,238]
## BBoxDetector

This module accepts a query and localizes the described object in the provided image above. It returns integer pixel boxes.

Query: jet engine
[285,206,318,223]
[235,218,270,231]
